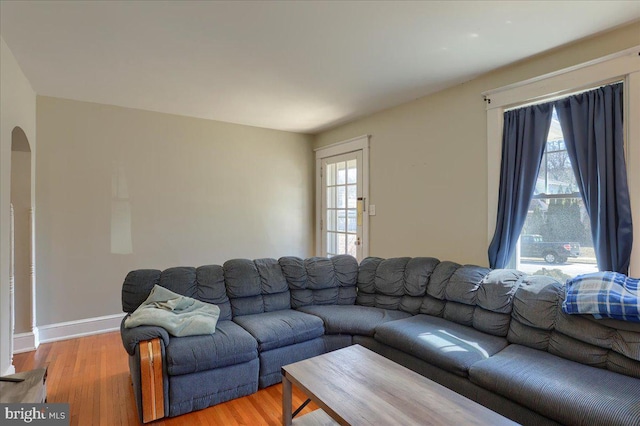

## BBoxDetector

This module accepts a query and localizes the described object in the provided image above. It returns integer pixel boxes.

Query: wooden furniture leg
[282,371,292,426]
[139,338,165,423]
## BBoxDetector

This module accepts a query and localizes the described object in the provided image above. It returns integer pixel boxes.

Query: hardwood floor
[13,332,318,425]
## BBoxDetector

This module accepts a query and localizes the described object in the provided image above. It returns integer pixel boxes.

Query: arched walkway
[10,126,37,356]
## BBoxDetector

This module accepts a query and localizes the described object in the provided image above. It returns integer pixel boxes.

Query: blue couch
[120,255,640,425]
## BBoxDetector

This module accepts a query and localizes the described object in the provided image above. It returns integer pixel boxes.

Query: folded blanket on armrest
[124,284,220,336]
[562,271,640,323]
[120,321,170,355]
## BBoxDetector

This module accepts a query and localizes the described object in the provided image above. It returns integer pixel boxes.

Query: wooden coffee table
[281,344,517,425]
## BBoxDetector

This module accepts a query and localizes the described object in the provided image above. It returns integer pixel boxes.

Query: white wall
[36,97,314,325]
[0,36,36,375]
[315,22,640,269]
[11,150,31,333]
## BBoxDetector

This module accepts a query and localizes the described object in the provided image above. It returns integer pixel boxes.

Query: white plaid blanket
[563,271,640,323]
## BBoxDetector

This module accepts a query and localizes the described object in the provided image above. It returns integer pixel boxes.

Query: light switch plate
[369,204,376,216]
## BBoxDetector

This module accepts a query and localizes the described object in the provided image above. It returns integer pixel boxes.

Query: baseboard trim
[38,313,126,344]
[13,329,39,354]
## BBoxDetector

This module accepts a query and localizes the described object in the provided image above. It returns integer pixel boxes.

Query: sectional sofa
[120,255,640,425]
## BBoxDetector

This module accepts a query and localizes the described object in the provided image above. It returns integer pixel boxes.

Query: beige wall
[11,151,32,334]
[0,36,36,375]
[315,22,640,268]
[4,21,639,355]
[36,97,314,325]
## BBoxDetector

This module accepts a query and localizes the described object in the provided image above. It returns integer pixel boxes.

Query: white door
[320,151,365,260]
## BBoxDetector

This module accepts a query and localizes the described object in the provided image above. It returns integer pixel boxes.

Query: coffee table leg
[282,374,292,426]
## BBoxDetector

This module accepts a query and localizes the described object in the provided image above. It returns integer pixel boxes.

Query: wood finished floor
[13,332,318,425]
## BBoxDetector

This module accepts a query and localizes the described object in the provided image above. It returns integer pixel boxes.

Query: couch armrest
[120,316,170,356]
[139,338,165,423]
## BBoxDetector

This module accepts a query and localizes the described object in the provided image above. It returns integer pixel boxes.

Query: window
[517,108,597,279]
[484,48,640,277]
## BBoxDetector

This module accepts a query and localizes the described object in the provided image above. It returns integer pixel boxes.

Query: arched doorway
[10,126,37,356]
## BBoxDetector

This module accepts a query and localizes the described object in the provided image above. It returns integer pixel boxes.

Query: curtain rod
[503,79,625,112]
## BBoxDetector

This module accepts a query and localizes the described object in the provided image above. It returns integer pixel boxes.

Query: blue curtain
[554,83,632,273]
[488,103,553,269]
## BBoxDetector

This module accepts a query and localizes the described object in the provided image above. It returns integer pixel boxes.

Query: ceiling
[1,1,639,134]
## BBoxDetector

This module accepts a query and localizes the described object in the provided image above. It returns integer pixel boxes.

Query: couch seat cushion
[469,344,640,426]
[233,309,324,352]
[165,320,258,376]
[297,305,412,336]
[374,314,508,377]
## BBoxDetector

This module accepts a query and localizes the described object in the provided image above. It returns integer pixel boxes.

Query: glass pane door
[322,151,363,260]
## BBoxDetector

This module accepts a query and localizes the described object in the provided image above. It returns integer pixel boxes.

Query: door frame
[315,135,370,260]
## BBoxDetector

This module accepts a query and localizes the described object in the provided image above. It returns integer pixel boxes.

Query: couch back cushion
[122,256,352,319]
[280,255,358,308]
[426,263,523,338]
[357,257,524,337]
[508,276,640,379]
[121,265,232,321]
[357,257,440,314]
[224,258,290,317]
[438,266,524,337]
